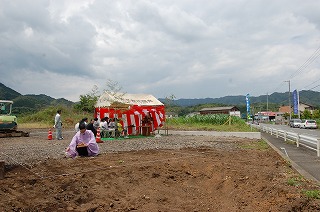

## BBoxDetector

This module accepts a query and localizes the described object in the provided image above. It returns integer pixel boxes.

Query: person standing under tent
[100,117,109,137]
[142,112,153,136]
[54,109,63,140]
[108,118,116,137]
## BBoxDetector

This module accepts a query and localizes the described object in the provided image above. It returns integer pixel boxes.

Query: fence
[251,124,320,157]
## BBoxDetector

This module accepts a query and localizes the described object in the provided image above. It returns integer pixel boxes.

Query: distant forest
[1,82,320,116]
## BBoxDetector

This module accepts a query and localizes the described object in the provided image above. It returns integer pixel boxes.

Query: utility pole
[266,93,269,112]
[266,93,269,122]
[284,80,291,121]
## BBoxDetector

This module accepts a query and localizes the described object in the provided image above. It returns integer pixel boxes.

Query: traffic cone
[96,127,102,143]
[48,128,53,140]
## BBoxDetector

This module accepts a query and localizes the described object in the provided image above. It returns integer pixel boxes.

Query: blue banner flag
[293,90,299,115]
[245,94,250,119]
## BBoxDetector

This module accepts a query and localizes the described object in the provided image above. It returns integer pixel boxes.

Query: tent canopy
[95,92,165,135]
[95,92,164,108]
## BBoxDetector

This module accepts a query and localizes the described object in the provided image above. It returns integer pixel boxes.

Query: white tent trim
[95,92,164,107]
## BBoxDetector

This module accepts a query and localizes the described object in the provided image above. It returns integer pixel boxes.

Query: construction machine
[0,100,29,137]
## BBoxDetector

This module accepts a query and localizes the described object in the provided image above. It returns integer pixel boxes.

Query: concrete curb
[262,135,319,183]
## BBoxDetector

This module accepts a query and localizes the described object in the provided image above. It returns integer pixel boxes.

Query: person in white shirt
[100,117,110,137]
[75,117,89,132]
[93,118,100,130]
[54,109,63,140]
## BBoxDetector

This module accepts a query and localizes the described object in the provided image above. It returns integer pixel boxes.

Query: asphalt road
[259,123,320,138]
[261,130,320,183]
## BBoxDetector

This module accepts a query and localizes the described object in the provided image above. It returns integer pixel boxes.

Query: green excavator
[0,100,29,137]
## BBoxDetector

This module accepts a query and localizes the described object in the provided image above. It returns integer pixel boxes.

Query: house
[165,112,178,119]
[186,112,200,117]
[279,102,316,115]
[255,111,284,123]
[199,106,241,117]
[279,106,291,113]
[299,102,316,114]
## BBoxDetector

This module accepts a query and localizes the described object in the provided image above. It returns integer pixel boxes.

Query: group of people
[53,110,131,159]
[53,109,160,159]
[74,117,99,136]
[99,117,124,138]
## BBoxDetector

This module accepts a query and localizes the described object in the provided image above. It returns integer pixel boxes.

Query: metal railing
[251,124,320,157]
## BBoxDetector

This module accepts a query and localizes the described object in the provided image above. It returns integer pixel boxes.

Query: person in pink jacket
[65,122,99,158]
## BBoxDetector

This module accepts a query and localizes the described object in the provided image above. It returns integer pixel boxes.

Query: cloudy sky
[1,0,320,102]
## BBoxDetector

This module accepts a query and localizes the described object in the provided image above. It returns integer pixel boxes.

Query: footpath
[262,132,320,183]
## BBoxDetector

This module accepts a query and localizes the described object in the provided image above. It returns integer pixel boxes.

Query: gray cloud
[0,0,319,101]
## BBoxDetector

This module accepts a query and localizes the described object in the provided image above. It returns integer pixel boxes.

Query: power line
[289,45,320,79]
[268,81,287,94]
[267,44,320,95]
[301,78,320,90]
[308,84,320,91]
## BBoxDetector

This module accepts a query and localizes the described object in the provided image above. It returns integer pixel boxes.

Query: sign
[245,94,250,119]
[292,89,299,115]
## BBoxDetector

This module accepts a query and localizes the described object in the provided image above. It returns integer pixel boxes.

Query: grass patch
[240,140,269,150]
[18,108,257,133]
[166,122,257,132]
[166,114,257,132]
[287,177,303,187]
[17,106,94,128]
[303,190,320,199]
[18,122,52,129]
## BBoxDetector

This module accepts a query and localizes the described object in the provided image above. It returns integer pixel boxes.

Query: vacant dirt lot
[1,129,320,211]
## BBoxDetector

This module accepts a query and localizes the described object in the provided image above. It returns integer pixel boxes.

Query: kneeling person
[66,122,99,158]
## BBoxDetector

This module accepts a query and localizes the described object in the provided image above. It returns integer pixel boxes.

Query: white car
[289,119,302,128]
[299,119,318,129]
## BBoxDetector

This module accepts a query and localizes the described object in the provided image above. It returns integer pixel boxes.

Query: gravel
[0,129,247,166]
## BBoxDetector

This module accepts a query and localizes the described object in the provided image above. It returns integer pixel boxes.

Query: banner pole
[298,90,300,119]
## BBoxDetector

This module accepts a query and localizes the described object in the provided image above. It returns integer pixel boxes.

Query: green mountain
[160,90,320,108]
[0,82,21,100]
[0,82,74,114]
[2,82,319,114]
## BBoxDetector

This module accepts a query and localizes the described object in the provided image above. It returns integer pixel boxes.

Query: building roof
[300,102,314,107]
[199,106,239,111]
[256,111,277,116]
[279,106,291,113]
[95,92,164,107]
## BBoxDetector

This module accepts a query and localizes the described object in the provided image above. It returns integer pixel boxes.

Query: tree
[74,79,126,112]
[301,110,312,119]
[74,85,99,112]
[102,79,126,103]
[312,109,320,119]
[164,94,176,107]
[164,94,176,114]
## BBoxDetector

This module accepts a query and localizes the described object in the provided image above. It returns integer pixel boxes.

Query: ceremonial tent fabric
[94,92,165,135]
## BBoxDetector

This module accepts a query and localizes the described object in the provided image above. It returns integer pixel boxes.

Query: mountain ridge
[160,90,320,107]
[0,82,74,113]
[1,82,320,111]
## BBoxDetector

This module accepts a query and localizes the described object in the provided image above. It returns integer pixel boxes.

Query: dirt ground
[1,130,320,211]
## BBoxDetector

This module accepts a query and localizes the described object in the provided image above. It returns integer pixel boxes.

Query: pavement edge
[262,135,319,184]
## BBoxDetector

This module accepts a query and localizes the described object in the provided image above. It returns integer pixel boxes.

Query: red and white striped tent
[94,92,165,135]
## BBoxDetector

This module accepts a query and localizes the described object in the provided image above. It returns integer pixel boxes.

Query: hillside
[160,90,320,108]
[0,83,74,114]
[1,82,320,114]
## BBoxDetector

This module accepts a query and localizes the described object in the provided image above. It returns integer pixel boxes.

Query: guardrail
[250,124,320,157]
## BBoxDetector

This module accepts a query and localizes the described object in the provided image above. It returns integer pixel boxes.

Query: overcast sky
[1,0,320,102]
